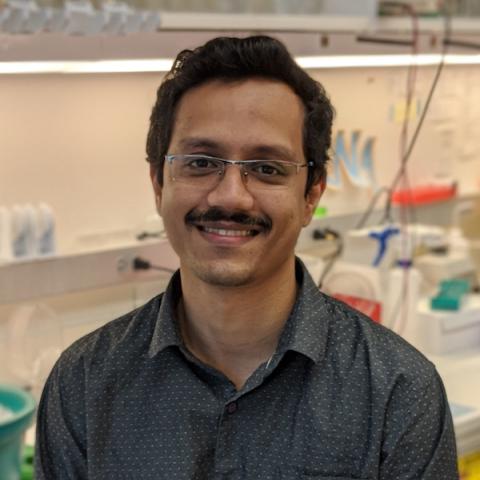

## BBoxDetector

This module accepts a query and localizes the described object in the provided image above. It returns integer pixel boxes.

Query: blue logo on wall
[328,131,376,190]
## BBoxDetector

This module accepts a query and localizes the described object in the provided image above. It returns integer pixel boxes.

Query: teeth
[203,227,252,237]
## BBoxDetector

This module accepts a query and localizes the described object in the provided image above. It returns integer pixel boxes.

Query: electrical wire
[382,7,452,224]
[394,2,419,335]
[354,187,390,230]
[389,4,452,335]
[324,2,423,304]
[316,229,343,290]
[133,256,176,273]
[136,230,167,241]
[350,2,452,333]
[354,9,418,228]
[354,5,452,230]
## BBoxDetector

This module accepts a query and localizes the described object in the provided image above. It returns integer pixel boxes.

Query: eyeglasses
[165,154,312,190]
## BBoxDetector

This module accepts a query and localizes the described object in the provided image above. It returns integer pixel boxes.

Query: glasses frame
[164,154,313,188]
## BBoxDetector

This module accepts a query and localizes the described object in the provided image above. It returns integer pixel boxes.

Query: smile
[201,226,257,237]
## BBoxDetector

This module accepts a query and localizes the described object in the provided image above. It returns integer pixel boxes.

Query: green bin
[0,385,35,480]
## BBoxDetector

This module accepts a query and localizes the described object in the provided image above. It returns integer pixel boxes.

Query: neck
[178,258,298,389]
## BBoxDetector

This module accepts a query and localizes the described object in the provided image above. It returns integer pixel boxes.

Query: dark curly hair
[146,35,334,193]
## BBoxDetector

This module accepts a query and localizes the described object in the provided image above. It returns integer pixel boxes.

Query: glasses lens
[244,161,296,187]
[170,155,222,187]
[167,155,301,189]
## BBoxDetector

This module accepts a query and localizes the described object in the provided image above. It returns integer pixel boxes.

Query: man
[35,35,459,479]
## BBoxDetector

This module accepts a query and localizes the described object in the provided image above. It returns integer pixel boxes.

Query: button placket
[214,400,240,475]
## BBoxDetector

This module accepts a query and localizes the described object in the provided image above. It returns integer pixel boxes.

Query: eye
[181,156,223,177]
[250,161,287,177]
[186,155,219,169]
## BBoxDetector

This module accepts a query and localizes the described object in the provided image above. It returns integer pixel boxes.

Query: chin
[191,261,256,287]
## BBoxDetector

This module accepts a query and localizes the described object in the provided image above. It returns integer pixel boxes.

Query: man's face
[151,78,324,288]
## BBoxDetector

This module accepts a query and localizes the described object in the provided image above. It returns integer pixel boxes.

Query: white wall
[0,73,160,252]
[1,65,480,253]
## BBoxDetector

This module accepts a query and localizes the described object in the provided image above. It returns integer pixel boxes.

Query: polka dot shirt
[34,259,459,479]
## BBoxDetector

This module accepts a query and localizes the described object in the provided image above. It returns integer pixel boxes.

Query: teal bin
[0,385,36,480]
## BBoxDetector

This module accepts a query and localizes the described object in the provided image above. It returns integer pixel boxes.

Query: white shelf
[2,11,480,64]
[158,12,480,34]
[375,16,480,33]
[0,239,179,304]
[158,12,373,32]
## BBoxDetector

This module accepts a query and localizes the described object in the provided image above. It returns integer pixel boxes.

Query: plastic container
[23,205,37,258]
[431,279,470,311]
[417,294,480,354]
[36,203,56,256]
[0,385,35,480]
[11,205,29,259]
[0,207,13,263]
[391,183,456,206]
[383,260,421,341]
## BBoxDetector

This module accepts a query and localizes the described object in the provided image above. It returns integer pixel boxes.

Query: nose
[206,164,255,211]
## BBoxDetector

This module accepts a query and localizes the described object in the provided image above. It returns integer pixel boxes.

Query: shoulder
[56,294,163,377]
[320,293,438,392]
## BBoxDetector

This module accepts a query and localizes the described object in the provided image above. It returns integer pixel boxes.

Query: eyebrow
[247,144,297,162]
[176,137,297,162]
[177,137,220,152]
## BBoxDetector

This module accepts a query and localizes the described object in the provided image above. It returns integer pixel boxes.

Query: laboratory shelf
[0,239,178,304]
[158,11,373,32]
[375,16,480,33]
[2,10,480,65]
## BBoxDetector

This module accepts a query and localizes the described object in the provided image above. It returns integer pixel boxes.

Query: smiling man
[35,36,459,479]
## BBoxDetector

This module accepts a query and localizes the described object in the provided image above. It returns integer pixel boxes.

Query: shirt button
[226,402,238,414]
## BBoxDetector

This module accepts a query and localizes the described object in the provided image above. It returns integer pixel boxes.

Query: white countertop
[428,348,480,456]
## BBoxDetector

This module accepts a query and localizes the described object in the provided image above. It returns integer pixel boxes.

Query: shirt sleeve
[380,368,459,480]
[34,352,88,480]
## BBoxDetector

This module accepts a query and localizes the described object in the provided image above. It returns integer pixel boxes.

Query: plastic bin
[0,385,35,480]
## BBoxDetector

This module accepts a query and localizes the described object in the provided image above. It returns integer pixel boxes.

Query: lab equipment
[417,294,480,354]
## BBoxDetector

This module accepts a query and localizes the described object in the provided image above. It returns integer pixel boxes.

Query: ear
[303,178,325,227]
[150,164,163,214]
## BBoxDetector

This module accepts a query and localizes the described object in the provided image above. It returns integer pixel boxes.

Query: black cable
[380,6,453,224]
[136,231,166,241]
[355,5,452,229]
[356,35,415,47]
[354,186,391,229]
[317,240,343,290]
[133,256,176,273]
[397,3,420,234]
[315,228,343,290]
[443,38,480,50]
[323,3,423,285]
[354,2,420,230]
[399,168,418,225]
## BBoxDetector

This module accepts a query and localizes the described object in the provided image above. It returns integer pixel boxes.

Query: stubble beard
[188,256,256,288]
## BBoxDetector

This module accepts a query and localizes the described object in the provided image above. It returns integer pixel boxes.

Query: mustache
[185,207,272,231]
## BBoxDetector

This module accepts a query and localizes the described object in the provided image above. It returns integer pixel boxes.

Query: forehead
[169,78,305,159]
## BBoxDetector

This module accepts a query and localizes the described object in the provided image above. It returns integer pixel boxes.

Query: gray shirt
[35,260,459,479]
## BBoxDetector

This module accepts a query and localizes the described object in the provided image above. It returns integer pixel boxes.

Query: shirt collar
[147,270,183,358]
[275,258,330,364]
[148,258,330,364]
